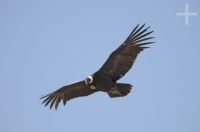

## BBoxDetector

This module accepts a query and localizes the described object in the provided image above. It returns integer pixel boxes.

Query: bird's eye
[85,75,93,85]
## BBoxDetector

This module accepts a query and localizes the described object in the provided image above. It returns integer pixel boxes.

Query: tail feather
[107,83,132,98]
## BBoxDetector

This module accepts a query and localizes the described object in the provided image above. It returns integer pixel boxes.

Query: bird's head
[84,75,93,85]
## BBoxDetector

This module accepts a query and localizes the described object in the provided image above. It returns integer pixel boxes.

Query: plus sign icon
[176,3,198,25]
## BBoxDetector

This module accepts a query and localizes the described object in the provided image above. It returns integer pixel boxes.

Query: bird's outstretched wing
[98,24,154,81]
[40,81,96,109]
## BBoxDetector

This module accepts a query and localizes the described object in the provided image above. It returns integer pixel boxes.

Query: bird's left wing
[40,81,96,109]
[98,24,154,81]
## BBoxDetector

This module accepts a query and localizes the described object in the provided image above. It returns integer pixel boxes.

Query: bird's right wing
[40,81,96,109]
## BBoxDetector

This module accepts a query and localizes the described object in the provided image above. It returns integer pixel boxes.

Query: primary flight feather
[41,24,154,109]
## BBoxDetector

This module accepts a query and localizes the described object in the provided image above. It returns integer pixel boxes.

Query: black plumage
[41,24,154,109]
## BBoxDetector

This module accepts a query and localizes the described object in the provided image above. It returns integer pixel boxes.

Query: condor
[41,24,154,109]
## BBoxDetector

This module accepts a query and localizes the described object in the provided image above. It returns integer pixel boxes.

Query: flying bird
[41,24,154,109]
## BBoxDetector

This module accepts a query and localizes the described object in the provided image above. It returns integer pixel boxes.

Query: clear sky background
[0,0,200,132]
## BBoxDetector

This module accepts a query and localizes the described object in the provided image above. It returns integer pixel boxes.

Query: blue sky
[0,0,200,132]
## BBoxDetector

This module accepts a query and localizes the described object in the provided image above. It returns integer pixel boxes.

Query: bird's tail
[107,83,132,98]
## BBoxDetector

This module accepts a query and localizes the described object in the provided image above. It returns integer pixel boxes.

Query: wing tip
[125,24,154,45]
[40,93,62,110]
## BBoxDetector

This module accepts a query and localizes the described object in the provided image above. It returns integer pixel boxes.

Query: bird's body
[91,71,114,91]
[41,24,154,109]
